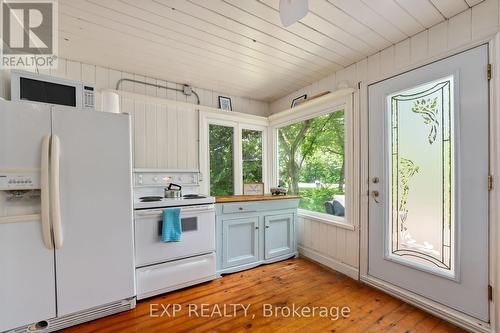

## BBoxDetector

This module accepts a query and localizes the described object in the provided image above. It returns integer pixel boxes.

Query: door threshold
[361,274,490,333]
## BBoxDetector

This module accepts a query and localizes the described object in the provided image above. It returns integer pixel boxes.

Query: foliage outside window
[278,111,345,216]
[242,129,263,183]
[209,124,234,196]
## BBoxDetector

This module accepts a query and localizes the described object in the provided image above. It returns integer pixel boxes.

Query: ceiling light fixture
[279,0,308,27]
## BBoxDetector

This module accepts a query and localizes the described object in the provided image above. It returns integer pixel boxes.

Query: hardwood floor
[62,258,465,333]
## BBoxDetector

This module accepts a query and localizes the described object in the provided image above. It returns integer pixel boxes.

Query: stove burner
[139,196,163,202]
[183,194,206,199]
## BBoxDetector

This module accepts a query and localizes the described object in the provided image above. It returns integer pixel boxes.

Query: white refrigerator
[0,101,135,332]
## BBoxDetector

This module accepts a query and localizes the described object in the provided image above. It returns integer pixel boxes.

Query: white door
[0,102,56,331]
[368,45,489,322]
[264,213,294,259]
[51,107,135,316]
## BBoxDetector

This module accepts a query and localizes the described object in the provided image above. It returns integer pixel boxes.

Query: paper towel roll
[102,91,120,113]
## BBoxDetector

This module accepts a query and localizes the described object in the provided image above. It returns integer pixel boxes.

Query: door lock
[371,191,380,203]
[372,177,380,184]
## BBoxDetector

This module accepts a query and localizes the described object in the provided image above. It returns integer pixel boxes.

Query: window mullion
[234,124,243,195]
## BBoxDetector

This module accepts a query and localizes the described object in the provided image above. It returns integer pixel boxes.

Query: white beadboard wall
[0,58,269,117]
[119,94,199,170]
[297,217,359,279]
[271,0,500,277]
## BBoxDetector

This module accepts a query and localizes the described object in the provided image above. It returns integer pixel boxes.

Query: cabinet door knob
[265,225,270,229]
[255,226,259,230]
[238,207,243,211]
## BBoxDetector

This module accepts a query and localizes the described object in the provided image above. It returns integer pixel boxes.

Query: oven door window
[181,217,198,232]
[158,216,198,236]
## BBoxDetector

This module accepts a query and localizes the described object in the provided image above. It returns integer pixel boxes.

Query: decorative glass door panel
[387,76,455,278]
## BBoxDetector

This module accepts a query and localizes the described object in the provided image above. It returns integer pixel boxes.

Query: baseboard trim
[298,246,359,280]
[361,274,491,333]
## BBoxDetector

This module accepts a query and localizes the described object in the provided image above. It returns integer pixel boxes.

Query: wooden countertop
[215,195,301,203]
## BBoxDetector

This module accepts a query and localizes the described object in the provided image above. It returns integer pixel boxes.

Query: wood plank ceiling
[58,0,483,101]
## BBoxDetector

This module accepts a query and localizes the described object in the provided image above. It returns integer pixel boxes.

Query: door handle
[371,191,380,203]
[51,135,63,249]
[40,135,53,249]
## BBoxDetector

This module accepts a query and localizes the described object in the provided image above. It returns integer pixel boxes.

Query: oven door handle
[135,205,215,217]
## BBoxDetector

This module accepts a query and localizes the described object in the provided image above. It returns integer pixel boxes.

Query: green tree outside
[278,111,345,213]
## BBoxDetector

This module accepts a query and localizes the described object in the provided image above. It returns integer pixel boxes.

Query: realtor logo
[1,0,58,69]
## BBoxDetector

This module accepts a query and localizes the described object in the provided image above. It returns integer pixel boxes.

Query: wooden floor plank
[61,258,466,333]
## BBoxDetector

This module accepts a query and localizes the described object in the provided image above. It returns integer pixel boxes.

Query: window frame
[200,110,268,196]
[269,94,354,228]
[240,124,268,189]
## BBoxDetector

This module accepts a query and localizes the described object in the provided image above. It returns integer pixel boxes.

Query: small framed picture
[218,96,232,111]
[243,183,264,195]
[291,94,307,108]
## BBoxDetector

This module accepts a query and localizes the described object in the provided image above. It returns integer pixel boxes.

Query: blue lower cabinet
[264,213,294,260]
[216,199,299,274]
[222,216,259,269]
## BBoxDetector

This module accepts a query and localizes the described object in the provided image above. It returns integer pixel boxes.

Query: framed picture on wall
[218,96,233,111]
[291,94,307,108]
[243,183,264,195]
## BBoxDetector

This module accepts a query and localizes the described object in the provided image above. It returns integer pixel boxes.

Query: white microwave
[10,70,95,110]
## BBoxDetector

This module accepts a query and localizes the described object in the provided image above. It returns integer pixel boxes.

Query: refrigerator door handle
[51,134,63,249]
[40,135,53,249]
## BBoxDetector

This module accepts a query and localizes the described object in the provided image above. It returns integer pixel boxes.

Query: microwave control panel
[83,86,95,109]
[0,171,40,190]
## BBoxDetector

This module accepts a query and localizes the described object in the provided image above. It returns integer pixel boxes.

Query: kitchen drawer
[136,253,216,300]
[222,202,259,214]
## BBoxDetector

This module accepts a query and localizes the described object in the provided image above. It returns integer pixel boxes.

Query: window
[202,112,267,196]
[242,129,263,183]
[209,124,234,196]
[278,110,346,218]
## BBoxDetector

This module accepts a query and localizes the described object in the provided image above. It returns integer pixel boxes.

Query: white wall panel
[448,10,473,49]
[472,0,500,39]
[410,30,429,63]
[428,21,449,58]
[124,99,199,169]
[379,46,395,77]
[297,217,358,277]
[394,39,411,70]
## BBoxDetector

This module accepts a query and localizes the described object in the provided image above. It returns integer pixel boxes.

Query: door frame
[359,36,500,333]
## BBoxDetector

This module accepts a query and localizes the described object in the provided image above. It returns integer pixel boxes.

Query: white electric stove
[133,169,218,300]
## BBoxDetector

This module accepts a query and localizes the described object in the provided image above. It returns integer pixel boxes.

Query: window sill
[298,209,355,231]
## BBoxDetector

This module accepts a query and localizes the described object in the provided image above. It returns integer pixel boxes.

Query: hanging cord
[115,78,200,105]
